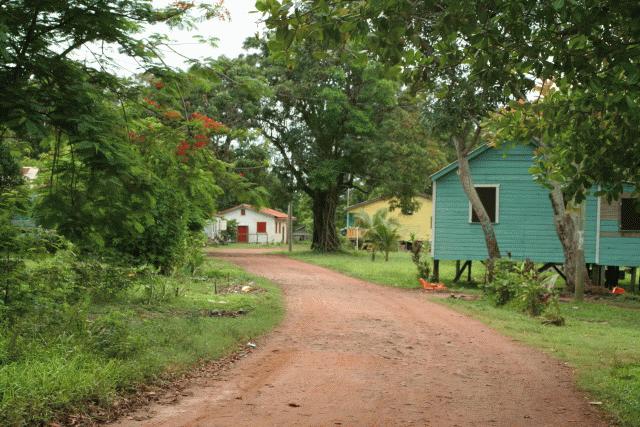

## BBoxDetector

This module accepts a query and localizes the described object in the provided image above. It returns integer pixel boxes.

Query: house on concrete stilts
[430,144,640,288]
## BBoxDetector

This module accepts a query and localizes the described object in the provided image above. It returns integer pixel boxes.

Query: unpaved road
[114,249,606,426]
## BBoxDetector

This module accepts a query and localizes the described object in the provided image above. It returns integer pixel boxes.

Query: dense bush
[88,311,139,359]
[481,259,520,306]
[481,259,552,318]
[221,219,238,242]
[73,260,137,301]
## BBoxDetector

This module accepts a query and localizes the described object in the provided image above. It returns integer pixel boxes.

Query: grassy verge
[286,249,485,290]
[0,257,283,426]
[436,297,640,426]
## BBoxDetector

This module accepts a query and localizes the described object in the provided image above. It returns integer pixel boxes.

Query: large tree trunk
[454,138,501,261]
[311,188,340,252]
[549,185,587,300]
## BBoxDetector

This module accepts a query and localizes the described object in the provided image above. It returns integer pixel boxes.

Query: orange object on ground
[611,286,625,295]
[419,278,448,291]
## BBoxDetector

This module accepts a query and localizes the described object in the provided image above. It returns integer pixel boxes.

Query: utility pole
[346,188,351,227]
[287,201,293,252]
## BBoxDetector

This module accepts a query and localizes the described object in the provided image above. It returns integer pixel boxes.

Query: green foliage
[409,235,431,280]
[72,260,137,302]
[262,0,640,201]
[244,33,441,251]
[0,144,23,194]
[481,259,550,317]
[0,1,222,140]
[88,311,139,359]
[481,259,521,306]
[355,209,401,261]
[0,256,284,426]
[515,279,547,317]
[2,2,232,274]
[221,219,238,242]
[542,295,566,326]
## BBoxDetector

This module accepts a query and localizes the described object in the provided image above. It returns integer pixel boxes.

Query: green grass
[286,249,485,290]
[0,257,283,426]
[437,297,640,426]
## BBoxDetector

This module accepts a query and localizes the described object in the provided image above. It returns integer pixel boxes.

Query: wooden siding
[433,145,598,263]
[597,185,640,266]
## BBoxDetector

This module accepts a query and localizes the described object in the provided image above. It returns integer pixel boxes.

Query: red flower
[176,140,191,156]
[190,112,227,132]
[154,80,165,90]
[143,97,159,108]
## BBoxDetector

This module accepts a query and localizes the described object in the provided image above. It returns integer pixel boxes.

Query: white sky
[78,1,263,75]
[150,0,263,66]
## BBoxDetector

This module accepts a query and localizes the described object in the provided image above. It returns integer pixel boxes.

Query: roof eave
[430,144,492,182]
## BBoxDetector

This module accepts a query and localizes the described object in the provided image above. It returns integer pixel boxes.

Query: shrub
[481,259,520,306]
[541,295,565,326]
[221,219,238,242]
[409,236,431,280]
[178,232,206,276]
[88,311,139,359]
[515,280,547,316]
[73,260,136,301]
[482,259,559,318]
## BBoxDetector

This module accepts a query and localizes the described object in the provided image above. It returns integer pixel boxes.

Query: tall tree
[253,38,430,251]
[259,0,526,262]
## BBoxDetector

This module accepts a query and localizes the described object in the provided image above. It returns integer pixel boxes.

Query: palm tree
[355,208,401,261]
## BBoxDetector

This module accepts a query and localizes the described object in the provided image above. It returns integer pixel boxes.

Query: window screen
[621,198,640,231]
[471,187,497,223]
[257,222,267,233]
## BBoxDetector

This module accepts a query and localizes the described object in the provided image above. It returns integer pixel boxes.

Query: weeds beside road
[0,256,283,426]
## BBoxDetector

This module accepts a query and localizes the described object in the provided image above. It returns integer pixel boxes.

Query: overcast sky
[80,1,263,75]
[151,0,263,66]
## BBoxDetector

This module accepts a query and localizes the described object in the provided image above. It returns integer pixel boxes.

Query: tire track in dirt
[112,249,606,427]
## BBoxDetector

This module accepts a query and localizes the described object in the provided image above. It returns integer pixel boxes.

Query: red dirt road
[114,249,606,426]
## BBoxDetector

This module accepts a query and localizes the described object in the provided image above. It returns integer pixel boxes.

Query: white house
[218,204,292,244]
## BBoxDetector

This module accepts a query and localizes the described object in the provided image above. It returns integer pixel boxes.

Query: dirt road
[114,249,606,426]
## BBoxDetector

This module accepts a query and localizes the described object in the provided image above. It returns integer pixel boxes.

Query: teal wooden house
[430,144,640,287]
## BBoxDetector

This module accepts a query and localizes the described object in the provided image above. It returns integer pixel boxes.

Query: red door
[237,225,249,243]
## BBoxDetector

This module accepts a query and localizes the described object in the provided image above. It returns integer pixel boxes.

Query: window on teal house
[621,198,640,231]
[469,185,499,224]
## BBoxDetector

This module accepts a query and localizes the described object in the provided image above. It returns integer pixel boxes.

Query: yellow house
[345,195,432,243]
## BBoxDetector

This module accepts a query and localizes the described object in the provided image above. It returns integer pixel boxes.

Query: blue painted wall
[433,145,599,263]
[598,184,640,266]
